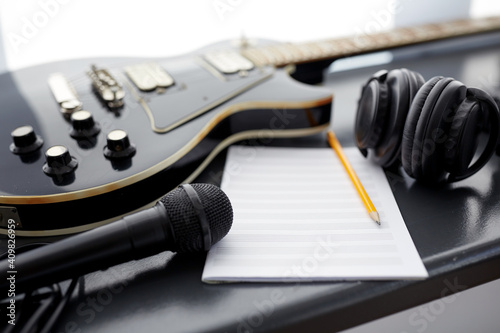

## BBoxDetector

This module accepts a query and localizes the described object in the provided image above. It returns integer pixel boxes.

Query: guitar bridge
[88,65,125,108]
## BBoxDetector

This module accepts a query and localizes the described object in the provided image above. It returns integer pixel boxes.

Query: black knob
[70,110,101,139]
[103,130,136,159]
[42,145,78,176]
[10,125,43,154]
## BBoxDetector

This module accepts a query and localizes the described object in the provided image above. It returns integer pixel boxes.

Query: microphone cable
[0,243,79,333]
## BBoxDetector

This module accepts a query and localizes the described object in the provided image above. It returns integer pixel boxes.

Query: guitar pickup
[125,62,175,92]
[88,65,125,108]
[48,73,83,115]
[204,50,254,74]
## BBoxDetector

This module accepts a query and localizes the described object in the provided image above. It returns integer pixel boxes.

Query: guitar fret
[302,43,325,60]
[270,44,298,65]
[261,47,284,65]
[277,44,303,64]
[409,26,434,40]
[242,16,500,67]
[242,48,267,67]
[243,48,272,66]
[315,41,336,57]
[293,45,312,62]
[368,32,396,49]
[285,43,301,63]
[391,27,418,44]
[331,38,358,57]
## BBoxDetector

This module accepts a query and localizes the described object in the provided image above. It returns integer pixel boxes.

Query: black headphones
[355,68,500,183]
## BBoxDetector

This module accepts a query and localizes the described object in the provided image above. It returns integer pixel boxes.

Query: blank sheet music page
[202,146,428,282]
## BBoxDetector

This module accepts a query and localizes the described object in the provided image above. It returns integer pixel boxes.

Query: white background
[0,0,500,71]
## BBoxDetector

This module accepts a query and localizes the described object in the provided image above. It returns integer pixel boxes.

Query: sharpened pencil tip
[370,211,381,225]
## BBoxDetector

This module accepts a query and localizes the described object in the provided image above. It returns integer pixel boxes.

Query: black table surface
[10,33,500,332]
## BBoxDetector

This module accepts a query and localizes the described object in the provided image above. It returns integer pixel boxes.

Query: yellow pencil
[327,130,380,225]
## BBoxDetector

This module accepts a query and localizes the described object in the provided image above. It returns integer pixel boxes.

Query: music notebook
[202,146,428,282]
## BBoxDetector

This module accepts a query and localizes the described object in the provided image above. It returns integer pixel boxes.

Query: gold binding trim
[0,123,329,237]
[0,201,155,237]
[0,96,331,205]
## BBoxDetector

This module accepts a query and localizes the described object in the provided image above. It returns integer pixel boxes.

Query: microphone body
[0,183,233,293]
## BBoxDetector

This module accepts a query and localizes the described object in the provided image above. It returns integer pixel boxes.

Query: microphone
[1,183,233,293]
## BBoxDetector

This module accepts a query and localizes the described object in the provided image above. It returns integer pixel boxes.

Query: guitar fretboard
[242,16,500,67]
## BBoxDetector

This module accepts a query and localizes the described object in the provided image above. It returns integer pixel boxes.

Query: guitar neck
[242,16,500,67]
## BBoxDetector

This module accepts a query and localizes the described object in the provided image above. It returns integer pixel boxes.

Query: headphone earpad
[444,87,500,182]
[403,77,468,182]
[444,98,482,175]
[404,68,426,105]
[355,70,391,151]
[355,68,424,167]
[401,76,443,178]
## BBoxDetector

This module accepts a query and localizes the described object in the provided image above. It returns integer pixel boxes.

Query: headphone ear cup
[444,87,500,182]
[404,68,426,105]
[355,70,390,153]
[355,68,424,167]
[404,77,474,182]
[401,76,444,179]
[377,68,425,167]
[444,98,481,175]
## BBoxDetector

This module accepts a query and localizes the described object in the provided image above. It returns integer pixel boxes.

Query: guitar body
[0,41,332,236]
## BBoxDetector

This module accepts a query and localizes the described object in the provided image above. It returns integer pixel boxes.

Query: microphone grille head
[160,183,233,253]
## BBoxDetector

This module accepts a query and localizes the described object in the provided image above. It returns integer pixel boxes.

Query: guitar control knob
[69,110,101,139]
[10,125,44,154]
[42,145,78,176]
[103,129,136,159]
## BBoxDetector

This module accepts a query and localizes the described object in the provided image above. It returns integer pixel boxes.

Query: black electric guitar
[2,16,500,236]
